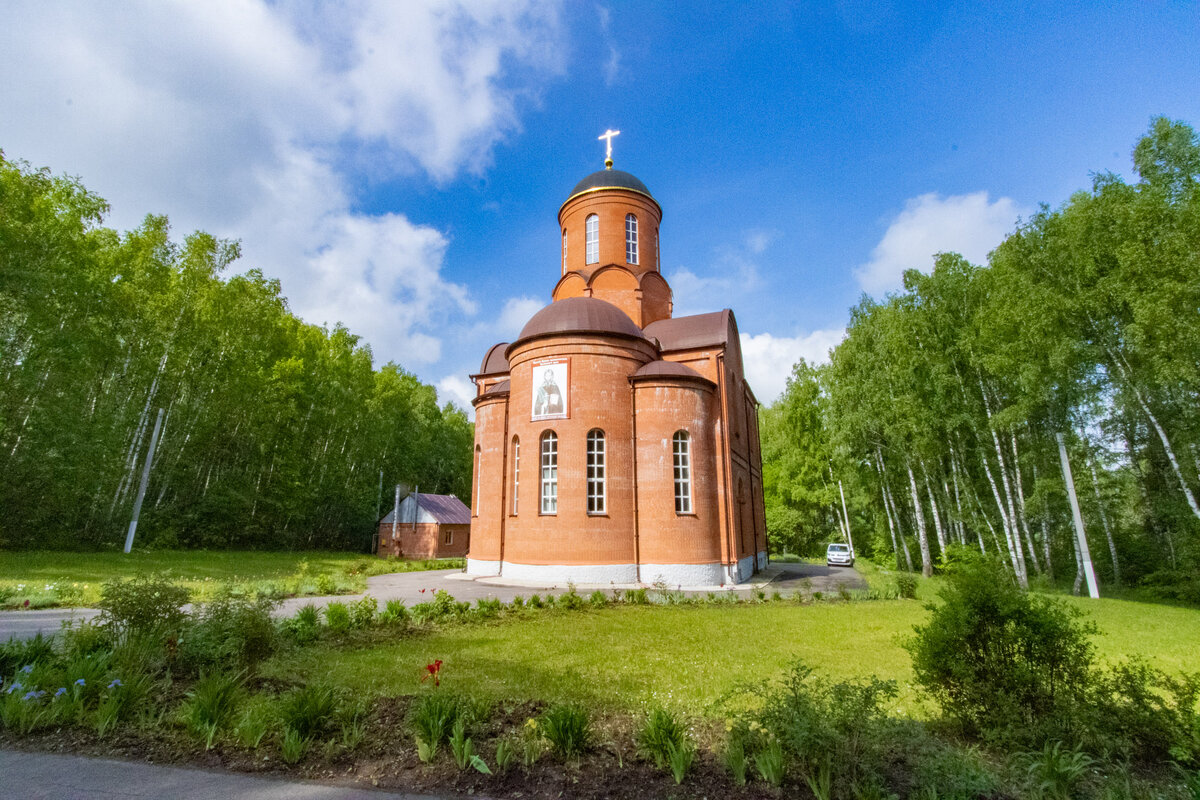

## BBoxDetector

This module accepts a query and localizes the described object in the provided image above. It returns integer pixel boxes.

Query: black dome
[567,169,653,202]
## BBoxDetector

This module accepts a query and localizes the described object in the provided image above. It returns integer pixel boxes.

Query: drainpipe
[716,352,737,583]
[630,381,641,584]
[498,402,510,576]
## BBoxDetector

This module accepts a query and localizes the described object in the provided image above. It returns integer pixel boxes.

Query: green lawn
[0,550,460,607]
[261,590,1200,719]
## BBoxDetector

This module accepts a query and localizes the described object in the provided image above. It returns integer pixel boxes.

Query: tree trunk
[1106,345,1200,521]
[907,462,933,577]
[1057,432,1099,598]
[1088,455,1121,587]
[982,450,1027,587]
[1009,432,1042,574]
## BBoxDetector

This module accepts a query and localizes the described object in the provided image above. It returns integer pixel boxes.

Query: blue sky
[3,1,1198,412]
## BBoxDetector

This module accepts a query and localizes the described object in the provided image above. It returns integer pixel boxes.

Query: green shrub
[93,672,153,736]
[529,593,545,609]
[410,692,461,762]
[474,597,503,619]
[283,604,321,644]
[0,633,55,677]
[315,573,337,594]
[234,697,277,749]
[557,588,585,611]
[279,682,339,740]
[1020,740,1094,800]
[181,671,244,748]
[1086,658,1200,765]
[588,590,608,607]
[894,573,918,599]
[541,704,592,759]
[324,602,351,635]
[180,593,278,673]
[624,588,648,605]
[349,596,377,629]
[280,726,309,763]
[906,553,1095,745]
[636,707,688,769]
[666,740,695,784]
[96,574,189,642]
[380,599,408,626]
[60,620,112,660]
[724,737,748,786]
[753,738,785,786]
[494,738,515,771]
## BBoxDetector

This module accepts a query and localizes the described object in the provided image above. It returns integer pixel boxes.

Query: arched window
[561,229,567,272]
[472,445,481,517]
[586,429,606,514]
[625,214,638,264]
[672,431,692,514]
[511,436,520,515]
[540,431,558,514]
[585,214,599,264]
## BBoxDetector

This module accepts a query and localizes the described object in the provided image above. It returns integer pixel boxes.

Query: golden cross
[598,129,620,168]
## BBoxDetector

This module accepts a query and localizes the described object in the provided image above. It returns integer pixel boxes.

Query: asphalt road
[0,562,867,642]
[0,749,449,800]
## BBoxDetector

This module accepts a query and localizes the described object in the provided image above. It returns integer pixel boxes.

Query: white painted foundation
[756,550,768,570]
[466,558,501,577]
[468,559,756,586]
[639,562,727,587]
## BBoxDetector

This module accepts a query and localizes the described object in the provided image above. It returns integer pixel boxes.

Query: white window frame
[625,214,638,264]
[511,437,520,515]
[673,431,692,514]
[586,429,606,514]
[540,431,558,514]
[585,214,599,264]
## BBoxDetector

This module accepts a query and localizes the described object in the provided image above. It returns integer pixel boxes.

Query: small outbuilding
[376,493,470,559]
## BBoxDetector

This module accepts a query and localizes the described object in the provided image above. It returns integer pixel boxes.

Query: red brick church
[468,135,767,585]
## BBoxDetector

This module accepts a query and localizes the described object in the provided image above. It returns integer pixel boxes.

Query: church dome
[565,169,654,204]
[631,360,711,384]
[514,296,647,345]
[478,342,510,374]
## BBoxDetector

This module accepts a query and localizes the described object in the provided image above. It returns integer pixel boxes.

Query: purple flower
[55,687,68,698]
[19,664,33,674]
[23,689,44,701]
[107,679,122,689]
[6,682,22,695]
[74,678,86,686]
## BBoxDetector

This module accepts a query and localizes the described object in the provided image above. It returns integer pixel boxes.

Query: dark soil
[0,696,802,800]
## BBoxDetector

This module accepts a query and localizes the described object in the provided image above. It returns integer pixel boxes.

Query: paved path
[1,562,866,641]
[0,749,449,799]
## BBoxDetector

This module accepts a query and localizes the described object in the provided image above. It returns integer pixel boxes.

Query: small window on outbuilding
[443,529,454,545]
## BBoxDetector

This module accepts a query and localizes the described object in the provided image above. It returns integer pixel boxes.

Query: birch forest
[0,152,473,550]
[761,118,1200,600]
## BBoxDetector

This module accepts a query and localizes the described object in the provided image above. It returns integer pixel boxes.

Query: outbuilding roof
[379,493,470,525]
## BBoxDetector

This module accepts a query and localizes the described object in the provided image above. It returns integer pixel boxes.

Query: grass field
[0,550,461,607]
[260,586,1200,720]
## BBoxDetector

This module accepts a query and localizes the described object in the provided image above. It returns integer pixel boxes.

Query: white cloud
[740,329,846,404]
[496,296,545,340]
[854,192,1029,294]
[436,375,478,415]
[667,229,774,317]
[0,0,565,370]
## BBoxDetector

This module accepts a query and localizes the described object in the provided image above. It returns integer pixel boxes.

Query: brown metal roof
[380,493,471,525]
[479,342,510,375]
[630,360,714,386]
[512,297,646,348]
[483,379,510,396]
[643,310,734,351]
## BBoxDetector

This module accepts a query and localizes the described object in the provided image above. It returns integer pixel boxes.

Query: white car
[826,543,855,567]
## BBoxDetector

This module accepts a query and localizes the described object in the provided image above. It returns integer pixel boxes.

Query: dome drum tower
[468,149,767,586]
